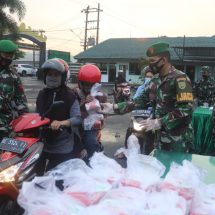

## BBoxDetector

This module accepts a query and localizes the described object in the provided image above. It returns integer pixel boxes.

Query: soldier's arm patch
[176,77,193,102]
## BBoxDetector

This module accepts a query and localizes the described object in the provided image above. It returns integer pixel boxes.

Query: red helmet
[78,64,101,83]
[57,58,70,81]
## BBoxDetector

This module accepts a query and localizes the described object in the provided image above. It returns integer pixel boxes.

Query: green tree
[0,0,26,38]
[14,49,25,60]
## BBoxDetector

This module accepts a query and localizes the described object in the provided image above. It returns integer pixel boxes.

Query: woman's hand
[85,95,94,103]
[50,120,70,130]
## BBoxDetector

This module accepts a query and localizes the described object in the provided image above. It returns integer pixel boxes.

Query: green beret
[0,40,18,53]
[146,42,170,57]
[201,66,210,72]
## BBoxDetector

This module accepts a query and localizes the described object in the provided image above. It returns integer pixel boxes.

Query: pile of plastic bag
[18,151,215,215]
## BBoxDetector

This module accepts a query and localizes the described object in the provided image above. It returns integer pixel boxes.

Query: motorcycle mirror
[41,101,64,120]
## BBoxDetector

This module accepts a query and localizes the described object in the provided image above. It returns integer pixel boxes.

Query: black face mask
[0,56,13,68]
[149,58,164,74]
[202,75,208,80]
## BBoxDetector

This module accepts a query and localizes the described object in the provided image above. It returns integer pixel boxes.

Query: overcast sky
[20,0,215,56]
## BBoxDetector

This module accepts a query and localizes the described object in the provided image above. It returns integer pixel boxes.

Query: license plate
[0,138,27,154]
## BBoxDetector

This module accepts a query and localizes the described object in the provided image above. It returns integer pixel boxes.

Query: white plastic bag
[63,169,111,206]
[114,134,140,158]
[46,158,91,180]
[83,113,104,130]
[89,152,124,184]
[123,154,165,189]
[190,184,215,215]
[18,176,84,215]
[164,160,206,189]
[84,83,104,130]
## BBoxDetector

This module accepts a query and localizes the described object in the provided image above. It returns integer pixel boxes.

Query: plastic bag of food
[122,154,165,189]
[142,189,187,215]
[89,152,124,184]
[83,113,104,130]
[84,83,104,130]
[164,160,206,189]
[85,83,103,114]
[18,176,84,215]
[190,184,215,215]
[63,169,112,206]
[114,134,141,159]
[46,158,91,180]
[80,187,147,215]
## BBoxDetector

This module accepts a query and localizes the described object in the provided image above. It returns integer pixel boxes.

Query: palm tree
[0,0,26,38]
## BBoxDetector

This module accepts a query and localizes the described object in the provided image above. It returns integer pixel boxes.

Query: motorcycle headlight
[133,120,144,131]
[0,162,23,183]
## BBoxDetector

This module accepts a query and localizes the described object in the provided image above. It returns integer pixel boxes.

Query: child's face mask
[46,75,62,88]
[144,77,152,84]
[80,81,94,94]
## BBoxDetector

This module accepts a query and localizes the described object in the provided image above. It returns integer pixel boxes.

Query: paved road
[21,77,131,160]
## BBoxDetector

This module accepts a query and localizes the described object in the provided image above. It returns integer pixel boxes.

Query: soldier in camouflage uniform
[193,66,215,107]
[101,42,194,152]
[0,40,29,139]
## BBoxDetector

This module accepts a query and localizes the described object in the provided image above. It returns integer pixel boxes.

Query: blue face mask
[144,77,151,84]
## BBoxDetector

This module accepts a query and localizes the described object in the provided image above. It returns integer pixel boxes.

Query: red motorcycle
[0,101,62,214]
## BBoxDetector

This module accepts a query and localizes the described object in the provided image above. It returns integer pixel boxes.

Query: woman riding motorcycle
[35,58,84,174]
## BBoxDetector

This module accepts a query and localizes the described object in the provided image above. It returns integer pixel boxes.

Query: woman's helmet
[41,58,70,85]
[78,64,101,83]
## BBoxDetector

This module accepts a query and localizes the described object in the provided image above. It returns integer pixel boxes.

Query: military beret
[201,66,210,72]
[0,40,18,53]
[146,42,170,57]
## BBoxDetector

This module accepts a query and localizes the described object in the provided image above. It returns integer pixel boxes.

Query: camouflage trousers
[155,126,193,153]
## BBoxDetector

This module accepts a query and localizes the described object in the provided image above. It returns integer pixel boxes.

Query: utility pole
[81,4,103,51]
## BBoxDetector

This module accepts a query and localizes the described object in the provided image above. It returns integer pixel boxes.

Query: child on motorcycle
[75,64,107,162]
[35,58,84,174]
[111,73,131,103]
[133,66,153,99]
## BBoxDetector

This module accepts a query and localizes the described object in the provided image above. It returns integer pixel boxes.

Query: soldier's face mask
[149,57,165,74]
[202,71,209,80]
[0,52,14,68]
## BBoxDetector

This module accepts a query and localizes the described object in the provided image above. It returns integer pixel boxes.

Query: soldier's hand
[140,118,161,131]
[99,103,117,115]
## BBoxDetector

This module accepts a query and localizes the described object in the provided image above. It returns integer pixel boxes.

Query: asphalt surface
[21,76,131,161]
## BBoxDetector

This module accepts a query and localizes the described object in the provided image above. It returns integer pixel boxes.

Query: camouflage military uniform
[0,67,28,138]
[130,66,194,152]
[193,77,215,106]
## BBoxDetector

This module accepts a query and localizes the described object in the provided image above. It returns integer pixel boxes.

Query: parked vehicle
[13,64,37,76]
[0,101,63,214]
